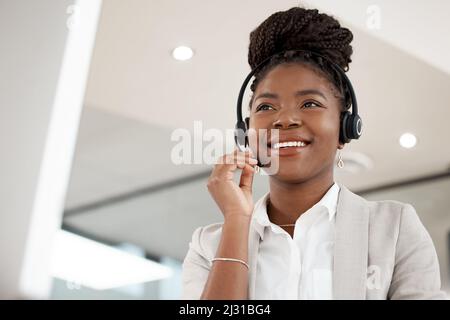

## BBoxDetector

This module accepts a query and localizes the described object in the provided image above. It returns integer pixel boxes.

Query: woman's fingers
[239,163,255,192]
[207,150,257,218]
[235,155,257,169]
[215,151,257,174]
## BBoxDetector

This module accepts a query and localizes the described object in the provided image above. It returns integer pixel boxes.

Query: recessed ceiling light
[172,46,194,61]
[399,132,417,149]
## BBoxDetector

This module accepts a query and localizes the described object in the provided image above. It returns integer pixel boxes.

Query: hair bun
[248,7,353,71]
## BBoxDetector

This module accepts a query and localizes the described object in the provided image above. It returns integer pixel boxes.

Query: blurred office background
[1,0,450,299]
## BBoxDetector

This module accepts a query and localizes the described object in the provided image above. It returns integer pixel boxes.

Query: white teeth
[272,141,307,149]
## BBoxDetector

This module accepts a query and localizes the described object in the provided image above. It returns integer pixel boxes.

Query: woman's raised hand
[207,149,258,220]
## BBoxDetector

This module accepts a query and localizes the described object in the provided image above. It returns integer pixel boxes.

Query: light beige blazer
[181,182,446,299]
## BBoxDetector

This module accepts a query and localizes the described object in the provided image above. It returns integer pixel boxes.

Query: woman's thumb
[239,164,255,192]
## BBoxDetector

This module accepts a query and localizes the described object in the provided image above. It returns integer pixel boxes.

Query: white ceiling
[83,0,450,130]
[63,0,450,288]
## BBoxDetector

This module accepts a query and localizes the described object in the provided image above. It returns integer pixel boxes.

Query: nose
[272,108,302,129]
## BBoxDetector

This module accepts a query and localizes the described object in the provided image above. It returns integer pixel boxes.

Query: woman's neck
[267,171,335,225]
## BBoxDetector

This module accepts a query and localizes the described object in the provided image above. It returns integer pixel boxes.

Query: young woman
[181,7,445,300]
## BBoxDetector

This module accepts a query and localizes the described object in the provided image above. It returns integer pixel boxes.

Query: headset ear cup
[234,120,247,151]
[339,112,350,144]
[352,114,362,139]
[346,113,354,141]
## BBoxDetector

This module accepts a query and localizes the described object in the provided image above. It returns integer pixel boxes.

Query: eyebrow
[254,89,328,102]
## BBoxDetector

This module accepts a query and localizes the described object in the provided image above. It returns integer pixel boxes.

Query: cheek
[314,115,340,143]
[246,127,267,156]
[308,117,340,164]
[247,118,269,149]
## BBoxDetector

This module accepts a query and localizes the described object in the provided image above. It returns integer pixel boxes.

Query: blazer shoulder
[363,197,426,241]
[340,183,410,221]
[189,222,224,260]
[345,184,420,235]
[365,196,415,220]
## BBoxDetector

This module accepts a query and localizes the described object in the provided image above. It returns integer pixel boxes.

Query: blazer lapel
[333,182,370,299]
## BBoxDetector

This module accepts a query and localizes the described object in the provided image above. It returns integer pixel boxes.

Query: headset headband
[236,49,358,124]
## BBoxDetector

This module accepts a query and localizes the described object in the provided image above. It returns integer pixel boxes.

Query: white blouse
[251,182,340,299]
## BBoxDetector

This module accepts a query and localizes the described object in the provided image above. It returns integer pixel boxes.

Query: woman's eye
[303,101,321,108]
[256,104,274,111]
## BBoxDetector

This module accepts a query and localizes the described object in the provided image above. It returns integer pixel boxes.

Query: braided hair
[248,7,354,111]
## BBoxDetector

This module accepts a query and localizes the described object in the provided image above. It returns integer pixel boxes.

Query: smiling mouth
[271,141,309,149]
[267,140,312,157]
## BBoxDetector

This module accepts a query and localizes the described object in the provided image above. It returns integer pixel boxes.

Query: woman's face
[248,62,344,182]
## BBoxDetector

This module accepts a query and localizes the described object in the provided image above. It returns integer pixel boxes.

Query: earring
[337,150,344,168]
[255,165,260,174]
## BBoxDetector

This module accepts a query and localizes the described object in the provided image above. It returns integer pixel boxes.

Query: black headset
[234,49,362,154]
